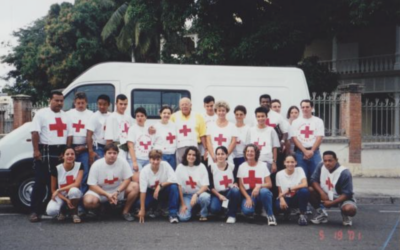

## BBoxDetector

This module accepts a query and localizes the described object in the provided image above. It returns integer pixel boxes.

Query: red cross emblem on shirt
[166,132,176,144]
[254,140,266,150]
[60,175,75,189]
[326,177,334,191]
[214,134,227,146]
[265,118,277,128]
[122,123,129,134]
[49,117,67,137]
[236,140,241,145]
[186,176,197,189]
[151,180,160,189]
[73,120,85,133]
[243,170,262,189]
[104,176,119,185]
[300,126,314,138]
[219,175,232,189]
[179,125,192,137]
[140,141,152,150]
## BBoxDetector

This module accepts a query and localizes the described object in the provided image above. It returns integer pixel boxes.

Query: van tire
[10,173,49,213]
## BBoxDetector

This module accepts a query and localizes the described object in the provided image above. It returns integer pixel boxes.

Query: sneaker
[311,208,328,224]
[298,214,308,226]
[86,210,98,218]
[57,213,66,221]
[122,213,135,222]
[267,215,277,226]
[290,208,300,216]
[342,213,352,226]
[306,204,313,215]
[169,216,179,224]
[260,208,268,218]
[148,208,157,218]
[160,208,169,217]
[29,213,40,223]
[226,217,236,224]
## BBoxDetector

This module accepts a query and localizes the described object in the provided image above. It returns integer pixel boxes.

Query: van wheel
[10,174,49,213]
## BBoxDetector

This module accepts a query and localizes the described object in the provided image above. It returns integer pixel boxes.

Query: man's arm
[31,132,41,160]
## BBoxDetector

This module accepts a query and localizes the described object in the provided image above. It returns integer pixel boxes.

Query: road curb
[0,197,11,205]
[355,196,400,205]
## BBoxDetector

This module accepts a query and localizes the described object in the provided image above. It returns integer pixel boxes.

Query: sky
[0,0,74,90]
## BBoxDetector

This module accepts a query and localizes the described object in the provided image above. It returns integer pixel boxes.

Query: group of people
[28,90,357,227]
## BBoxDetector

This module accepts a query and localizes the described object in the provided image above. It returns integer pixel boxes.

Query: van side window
[132,89,190,118]
[63,84,115,112]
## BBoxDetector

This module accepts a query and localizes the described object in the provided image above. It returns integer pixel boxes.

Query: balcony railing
[319,54,398,74]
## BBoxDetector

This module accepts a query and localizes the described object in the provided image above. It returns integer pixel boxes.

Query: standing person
[209,146,241,224]
[29,91,73,222]
[286,106,300,154]
[245,107,280,173]
[83,144,139,222]
[104,94,134,164]
[237,144,277,226]
[127,107,161,173]
[153,106,178,170]
[87,95,111,166]
[176,146,211,222]
[291,100,324,181]
[309,151,357,226]
[66,92,93,194]
[170,97,207,165]
[46,147,84,223]
[137,149,180,224]
[233,105,250,177]
[275,154,310,226]
[206,101,238,164]
[202,95,217,126]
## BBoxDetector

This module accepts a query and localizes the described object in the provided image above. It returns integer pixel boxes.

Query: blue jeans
[162,154,176,170]
[210,188,241,218]
[178,193,211,222]
[136,184,179,217]
[241,188,273,216]
[94,144,105,159]
[295,149,322,182]
[74,145,89,194]
[275,188,310,213]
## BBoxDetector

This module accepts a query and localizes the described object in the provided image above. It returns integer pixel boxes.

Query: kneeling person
[83,144,139,221]
[309,151,357,226]
[138,149,180,224]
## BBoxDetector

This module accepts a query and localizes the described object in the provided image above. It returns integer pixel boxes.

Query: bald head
[180,97,192,116]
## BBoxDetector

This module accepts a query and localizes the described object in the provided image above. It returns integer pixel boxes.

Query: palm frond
[101,2,129,41]
[116,24,134,52]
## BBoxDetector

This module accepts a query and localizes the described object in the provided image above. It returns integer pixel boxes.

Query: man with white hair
[170,98,207,165]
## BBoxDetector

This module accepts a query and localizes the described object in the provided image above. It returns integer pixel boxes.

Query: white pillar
[395,25,400,70]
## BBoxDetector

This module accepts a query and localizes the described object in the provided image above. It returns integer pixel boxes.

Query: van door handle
[26,139,32,142]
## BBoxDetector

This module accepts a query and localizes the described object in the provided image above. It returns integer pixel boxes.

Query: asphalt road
[0,203,399,250]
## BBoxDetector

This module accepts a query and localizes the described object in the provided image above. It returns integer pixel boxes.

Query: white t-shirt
[127,123,160,160]
[87,111,110,146]
[104,112,134,144]
[206,122,238,152]
[139,161,177,193]
[276,167,306,197]
[87,158,133,193]
[210,162,235,192]
[30,107,73,145]
[252,110,289,133]
[245,126,280,163]
[176,163,209,194]
[237,161,271,190]
[233,124,250,158]
[203,113,217,127]
[66,109,94,144]
[153,122,177,154]
[291,116,325,148]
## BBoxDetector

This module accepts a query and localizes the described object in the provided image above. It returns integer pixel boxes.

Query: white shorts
[46,187,82,217]
[84,190,125,203]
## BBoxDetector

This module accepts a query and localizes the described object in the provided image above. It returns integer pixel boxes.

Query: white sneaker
[311,208,328,224]
[261,208,268,218]
[290,208,300,216]
[169,216,179,224]
[342,213,352,226]
[226,217,236,224]
[267,215,277,226]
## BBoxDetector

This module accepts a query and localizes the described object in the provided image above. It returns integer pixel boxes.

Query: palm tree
[101,1,160,62]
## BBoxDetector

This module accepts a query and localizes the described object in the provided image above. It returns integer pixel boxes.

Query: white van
[0,62,310,212]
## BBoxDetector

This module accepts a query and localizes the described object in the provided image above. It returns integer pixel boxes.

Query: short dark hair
[259,94,271,104]
[97,94,110,104]
[286,105,300,119]
[243,144,260,162]
[116,94,128,103]
[159,105,173,114]
[203,95,215,104]
[284,154,297,162]
[234,105,247,115]
[300,99,314,108]
[271,99,281,105]
[74,92,87,102]
[135,107,147,117]
[50,91,63,99]
[104,143,119,153]
[255,106,269,116]
[215,146,228,155]
[62,146,76,156]
[323,150,337,160]
[182,146,201,166]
